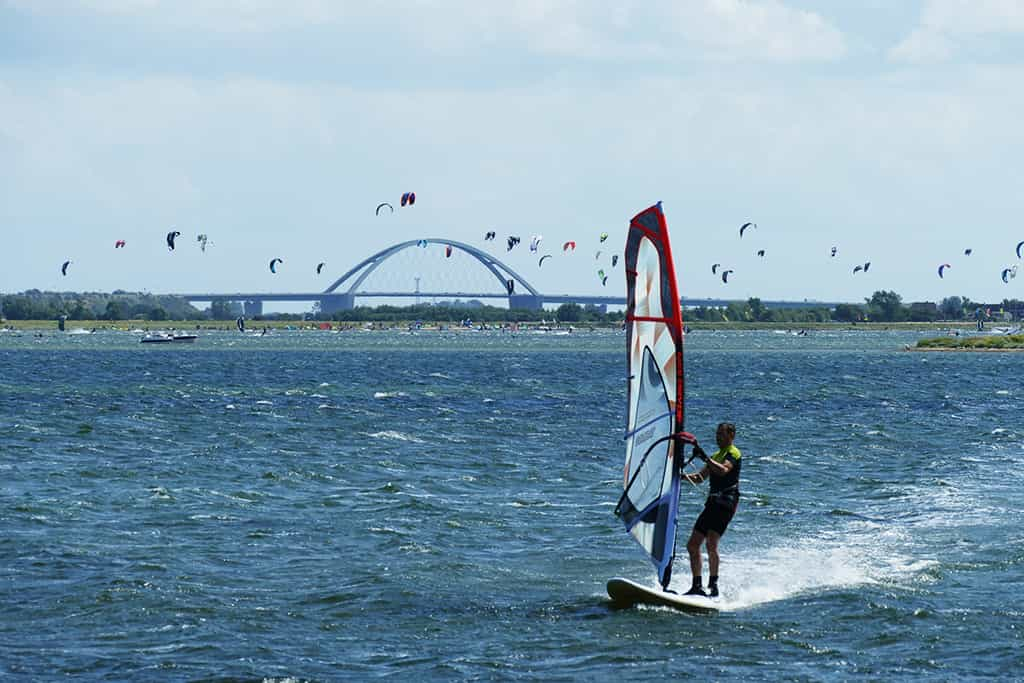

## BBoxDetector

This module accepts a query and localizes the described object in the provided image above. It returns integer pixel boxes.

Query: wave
[373,391,409,399]
[366,430,424,443]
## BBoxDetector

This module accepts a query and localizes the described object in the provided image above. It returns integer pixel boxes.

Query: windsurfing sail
[614,202,696,590]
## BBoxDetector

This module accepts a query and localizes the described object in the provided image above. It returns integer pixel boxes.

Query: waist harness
[707,483,740,509]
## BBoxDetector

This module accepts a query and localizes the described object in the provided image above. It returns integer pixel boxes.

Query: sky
[3,0,1024,310]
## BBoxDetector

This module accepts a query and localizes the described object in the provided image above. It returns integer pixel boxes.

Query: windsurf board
[607,577,720,613]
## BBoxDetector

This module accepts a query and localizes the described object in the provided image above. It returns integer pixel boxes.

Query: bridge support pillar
[244,300,263,316]
[319,293,355,314]
[508,294,543,311]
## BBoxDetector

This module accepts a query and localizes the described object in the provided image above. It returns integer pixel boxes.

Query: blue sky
[2,0,1024,309]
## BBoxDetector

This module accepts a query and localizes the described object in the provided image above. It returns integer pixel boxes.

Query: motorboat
[140,333,198,344]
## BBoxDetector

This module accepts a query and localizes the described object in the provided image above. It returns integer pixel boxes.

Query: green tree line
[0,290,203,321]
[1,290,1021,324]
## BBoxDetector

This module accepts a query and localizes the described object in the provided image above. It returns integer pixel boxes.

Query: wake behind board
[607,577,720,613]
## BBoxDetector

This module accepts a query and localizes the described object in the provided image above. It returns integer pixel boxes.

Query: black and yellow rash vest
[708,444,741,494]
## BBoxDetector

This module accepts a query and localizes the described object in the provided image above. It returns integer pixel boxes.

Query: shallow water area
[1,328,1022,680]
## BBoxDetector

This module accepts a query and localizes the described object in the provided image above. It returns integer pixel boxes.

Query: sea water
[1,328,1022,680]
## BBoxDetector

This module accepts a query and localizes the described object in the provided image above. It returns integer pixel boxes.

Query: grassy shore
[1,319,985,332]
[913,333,1024,351]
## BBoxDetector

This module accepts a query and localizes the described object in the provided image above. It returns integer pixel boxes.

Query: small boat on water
[140,334,198,344]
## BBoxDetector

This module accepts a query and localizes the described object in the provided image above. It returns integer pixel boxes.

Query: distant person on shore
[681,422,742,598]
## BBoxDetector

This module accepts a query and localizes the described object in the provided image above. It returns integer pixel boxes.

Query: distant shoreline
[908,346,1024,352]
[0,319,990,332]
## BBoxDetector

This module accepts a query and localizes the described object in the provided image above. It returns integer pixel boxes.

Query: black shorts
[693,494,738,537]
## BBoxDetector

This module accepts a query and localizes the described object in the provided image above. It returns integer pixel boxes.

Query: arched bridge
[323,238,541,305]
[175,238,849,315]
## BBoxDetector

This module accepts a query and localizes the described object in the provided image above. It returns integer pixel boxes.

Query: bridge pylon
[319,293,355,314]
[509,294,543,311]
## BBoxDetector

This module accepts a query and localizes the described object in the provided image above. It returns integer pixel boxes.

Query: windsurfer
[681,422,741,597]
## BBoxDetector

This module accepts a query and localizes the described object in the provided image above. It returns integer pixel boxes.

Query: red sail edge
[626,202,685,431]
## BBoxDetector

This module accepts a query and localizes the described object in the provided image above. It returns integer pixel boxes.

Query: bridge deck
[174,291,849,310]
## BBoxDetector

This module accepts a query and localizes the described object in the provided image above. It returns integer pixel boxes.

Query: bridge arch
[322,239,541,296]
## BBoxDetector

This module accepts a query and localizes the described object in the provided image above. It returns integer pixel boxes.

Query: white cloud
[411,0,846,63]
[668,0,847,62]
[918,0,1024,35]
[6,0,345,32]
[6,0,846,65]
[890,0,1024,63]
[889,27,953,64]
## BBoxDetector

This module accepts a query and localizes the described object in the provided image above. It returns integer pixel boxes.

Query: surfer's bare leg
[706,531,721,577]
[686,529,705,583]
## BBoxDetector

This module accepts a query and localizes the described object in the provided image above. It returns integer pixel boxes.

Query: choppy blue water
[1,327,1022,680]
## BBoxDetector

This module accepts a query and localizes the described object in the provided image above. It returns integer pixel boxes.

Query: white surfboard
[607,577,721,613]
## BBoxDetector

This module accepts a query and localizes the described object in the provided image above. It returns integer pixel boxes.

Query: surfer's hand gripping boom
[671,435,710,489]
[660,432,708,472]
